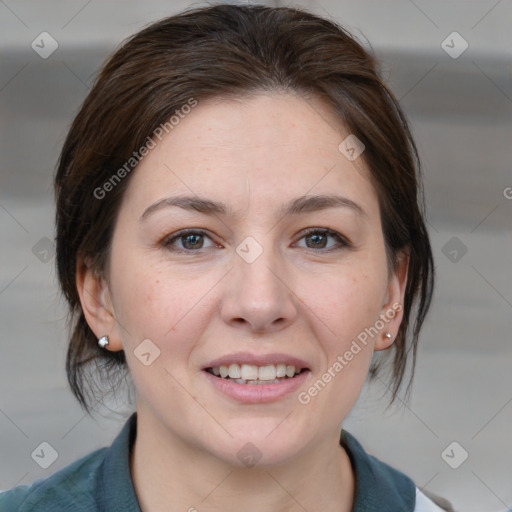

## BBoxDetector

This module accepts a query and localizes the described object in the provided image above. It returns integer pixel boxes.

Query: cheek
[299,272,383,413]
[302,265,387,341]
[110,258,215,364]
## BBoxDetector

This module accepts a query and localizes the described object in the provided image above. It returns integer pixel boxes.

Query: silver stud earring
[98,335,109,348]
[384,332,392,339]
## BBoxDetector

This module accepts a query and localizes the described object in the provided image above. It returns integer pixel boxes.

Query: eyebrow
[140,193,367,221]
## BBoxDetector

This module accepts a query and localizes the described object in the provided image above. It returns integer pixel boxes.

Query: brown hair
[54,3,434,413]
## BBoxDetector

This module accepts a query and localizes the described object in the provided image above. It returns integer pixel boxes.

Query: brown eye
[181,233,204,249]
[295,228,351,251]
[305,232,328,249]
[163,229,216,252]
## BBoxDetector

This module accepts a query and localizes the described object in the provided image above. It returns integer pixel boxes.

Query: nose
[220,244,298,335]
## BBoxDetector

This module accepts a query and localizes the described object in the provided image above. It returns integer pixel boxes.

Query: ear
[374,249,409,351]
[76,258,123,351]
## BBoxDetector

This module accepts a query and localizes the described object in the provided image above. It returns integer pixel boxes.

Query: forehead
[122,92,378,219]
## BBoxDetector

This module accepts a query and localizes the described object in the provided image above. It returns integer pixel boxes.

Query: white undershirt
[414,487,449,511]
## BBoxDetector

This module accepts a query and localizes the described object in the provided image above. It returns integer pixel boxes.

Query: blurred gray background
[1,1,511,511]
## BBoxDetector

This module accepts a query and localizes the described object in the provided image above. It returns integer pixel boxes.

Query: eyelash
[162,227,352,254]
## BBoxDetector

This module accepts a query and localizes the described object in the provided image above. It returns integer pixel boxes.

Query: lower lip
[202,369,311,404]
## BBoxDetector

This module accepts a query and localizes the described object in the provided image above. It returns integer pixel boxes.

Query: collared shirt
[0,412,448,511]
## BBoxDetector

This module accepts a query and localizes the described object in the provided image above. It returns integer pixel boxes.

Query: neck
[130,408,355,512]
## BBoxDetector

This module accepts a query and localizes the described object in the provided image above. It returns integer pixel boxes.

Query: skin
[77,91,408,512]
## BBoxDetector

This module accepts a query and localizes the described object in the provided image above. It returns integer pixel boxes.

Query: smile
[202,365,311,403]
[205,363,307,384]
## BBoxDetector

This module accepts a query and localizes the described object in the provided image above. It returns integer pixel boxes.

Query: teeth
[241,364,258,380]
[233,378,291,385]
[228,364,241,379]
[258,365,276,380]
[275,364,287,378]
[211,363,303,381]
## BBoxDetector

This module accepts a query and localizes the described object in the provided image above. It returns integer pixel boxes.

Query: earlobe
[374,250,409,351]
[75,259,123,351]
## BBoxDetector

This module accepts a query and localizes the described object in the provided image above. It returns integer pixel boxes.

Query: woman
[0,4,454,511]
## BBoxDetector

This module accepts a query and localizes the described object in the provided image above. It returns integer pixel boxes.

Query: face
[80,92,407,466]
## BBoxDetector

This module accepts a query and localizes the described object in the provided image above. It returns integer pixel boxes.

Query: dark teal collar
[340,430,416,511]
[97,412,141,511]
[101,413,415,512]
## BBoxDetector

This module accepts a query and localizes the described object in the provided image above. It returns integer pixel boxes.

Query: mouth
[204,363,310,385]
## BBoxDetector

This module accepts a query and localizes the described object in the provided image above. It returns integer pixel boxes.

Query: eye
[162,229,218,252]
[162,228,350,253]
[294,228,351,251]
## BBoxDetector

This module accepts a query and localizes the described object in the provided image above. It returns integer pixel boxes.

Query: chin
[208,424,307,468]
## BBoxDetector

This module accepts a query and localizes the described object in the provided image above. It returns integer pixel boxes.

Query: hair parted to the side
[54,3,434,414]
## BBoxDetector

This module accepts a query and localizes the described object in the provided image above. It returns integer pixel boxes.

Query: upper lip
[202,352,311,370]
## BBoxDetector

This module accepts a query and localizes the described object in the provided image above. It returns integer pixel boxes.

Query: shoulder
[0,412,139,512]
[0,447,107,512]
[340,430,455,512]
